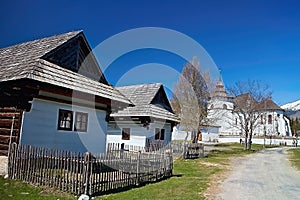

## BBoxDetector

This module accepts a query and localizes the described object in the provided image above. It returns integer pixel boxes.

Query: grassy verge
[288,148,300,171]
[0,143,266,200]
[99,143,263,200]
[0,176,76,200]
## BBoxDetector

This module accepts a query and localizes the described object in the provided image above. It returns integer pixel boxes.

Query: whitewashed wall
[219,136,295,146]
[107,121,172,147]
[201,127,219,142]
[172,129,192,141]
[20,98,107,154]
[208,99,239,136]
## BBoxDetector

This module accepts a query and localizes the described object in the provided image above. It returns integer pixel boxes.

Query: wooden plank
[0,113,21,118]
[0,119,19,128]
[0,128,19,136]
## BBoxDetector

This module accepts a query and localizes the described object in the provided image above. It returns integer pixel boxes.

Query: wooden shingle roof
[116,83,162,105]
[112,83,180,122]
[0,31,131,105]
[256,99,284,111]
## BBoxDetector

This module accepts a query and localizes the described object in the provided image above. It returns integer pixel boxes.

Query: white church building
[202,77,292,143]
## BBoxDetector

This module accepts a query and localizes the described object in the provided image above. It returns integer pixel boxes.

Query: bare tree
[171,57,210,142]
[228,80,271,150]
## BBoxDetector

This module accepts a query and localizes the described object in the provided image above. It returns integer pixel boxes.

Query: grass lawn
[288,148,300,171]
[0,143,266,200]
[99,143,264,200]
[0,175,76,200]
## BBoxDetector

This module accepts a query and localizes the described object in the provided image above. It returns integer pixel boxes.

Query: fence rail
[8,141,203,196]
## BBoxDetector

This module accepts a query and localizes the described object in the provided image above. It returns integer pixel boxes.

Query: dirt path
[218,148,300,200]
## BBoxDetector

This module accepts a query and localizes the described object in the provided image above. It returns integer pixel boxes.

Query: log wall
[0,107,23,155]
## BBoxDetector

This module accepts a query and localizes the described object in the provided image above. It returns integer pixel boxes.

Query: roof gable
[151,86,173,112]
[0,30,107,84]
[42,32,107,83]
[0,31,131,105]
[113,83,179,122]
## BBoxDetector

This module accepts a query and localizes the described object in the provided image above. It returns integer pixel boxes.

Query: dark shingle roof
[256,99,283,111]
[0,31,131,104]
[112,83,180,122]
[0,31,82,81]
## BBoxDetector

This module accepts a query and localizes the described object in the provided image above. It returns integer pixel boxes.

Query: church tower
[208,74,237,136]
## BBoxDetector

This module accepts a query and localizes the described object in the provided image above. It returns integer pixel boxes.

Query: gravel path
[218,148,300,200]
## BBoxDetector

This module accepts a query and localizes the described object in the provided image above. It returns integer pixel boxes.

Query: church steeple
[211,71,232,100]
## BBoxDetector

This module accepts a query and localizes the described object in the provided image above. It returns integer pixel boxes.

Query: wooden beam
[0,128,19,136]
[0,119,20,128]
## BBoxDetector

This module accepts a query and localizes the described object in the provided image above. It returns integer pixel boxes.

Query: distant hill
[281,100,300,119]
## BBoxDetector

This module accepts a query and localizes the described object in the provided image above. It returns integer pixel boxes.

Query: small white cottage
[0,31,131,155]
[107,83,180,149]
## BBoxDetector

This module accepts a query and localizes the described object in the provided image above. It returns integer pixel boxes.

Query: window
[155,128,165,140]
[74,112,88,132]
[160,129,165,140]
[268,114,272,124]
[122,128,130,140]
[58,109,73,131]
[223,104,227,109]
[261,115,264,125]
[155,128,160,140]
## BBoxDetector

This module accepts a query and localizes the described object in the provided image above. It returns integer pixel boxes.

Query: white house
[204,76,291,142]
[0,31,131,155]
[107,83,180,149]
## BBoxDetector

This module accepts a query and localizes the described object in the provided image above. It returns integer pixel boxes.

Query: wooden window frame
[122,128,130,140]
[74,112,88,132]
[57,109,73,131]
[268,114,272,124]
[155,128,165,140]
[155,128,160,140]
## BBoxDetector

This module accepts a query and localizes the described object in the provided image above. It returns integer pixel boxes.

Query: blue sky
[1,0,300,105]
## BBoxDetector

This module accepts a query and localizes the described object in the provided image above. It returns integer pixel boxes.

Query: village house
[205,76,292,143]
[107,83,180,149]
[0,30,132,155]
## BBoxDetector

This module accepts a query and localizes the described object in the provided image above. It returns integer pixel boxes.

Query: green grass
[0,143,266,200]
[0,176,76,200]
[99,143,262,200]
[288,148,300,171]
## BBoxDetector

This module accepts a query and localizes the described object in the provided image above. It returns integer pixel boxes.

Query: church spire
[211,70,232,100]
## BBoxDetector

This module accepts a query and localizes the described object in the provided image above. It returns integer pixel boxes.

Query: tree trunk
[248,137,252,150]
[244,133,248,150]
[184,131,189,141]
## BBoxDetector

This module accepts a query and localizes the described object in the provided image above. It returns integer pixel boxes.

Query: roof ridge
[116,82,162,89]
[0,30,82,50]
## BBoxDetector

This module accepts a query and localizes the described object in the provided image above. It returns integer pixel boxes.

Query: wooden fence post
[199,143,204,158]
[83,152,92,196]
[136,151,141,186]
[8,142,17,179]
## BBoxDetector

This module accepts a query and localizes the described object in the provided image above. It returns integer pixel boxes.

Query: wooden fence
[8,142,173,196]
[146,140,204,159]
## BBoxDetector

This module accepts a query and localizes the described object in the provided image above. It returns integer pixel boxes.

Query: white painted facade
[107,121,172,148]
[172,127,219,143]
[202,77,292,142]
[218,136,295,146]
[20,98,107,154]
[208,98,291,137]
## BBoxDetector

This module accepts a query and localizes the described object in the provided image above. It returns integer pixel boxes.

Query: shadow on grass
[91,174,176,197]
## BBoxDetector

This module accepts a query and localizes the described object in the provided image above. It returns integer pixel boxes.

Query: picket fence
[7,141,203,196]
